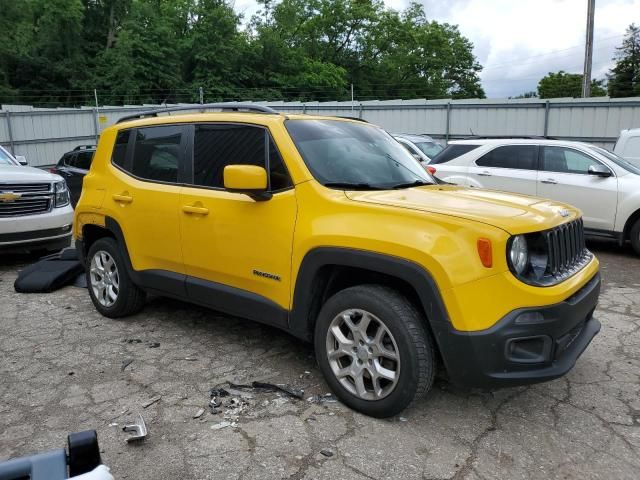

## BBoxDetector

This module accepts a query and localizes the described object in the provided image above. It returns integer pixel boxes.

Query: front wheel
[314,285,435,418]
[630,219,640,256]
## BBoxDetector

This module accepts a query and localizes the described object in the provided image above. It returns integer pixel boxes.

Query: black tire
[86,237,146,318]
[314,284,435,418]
[630,219,640,256]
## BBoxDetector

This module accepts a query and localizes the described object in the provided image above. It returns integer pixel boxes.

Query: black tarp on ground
[14,248,85,293]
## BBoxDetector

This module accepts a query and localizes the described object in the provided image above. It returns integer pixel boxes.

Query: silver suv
[0,145,73,253]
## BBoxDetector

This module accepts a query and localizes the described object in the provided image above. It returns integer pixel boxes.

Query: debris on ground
[320,449,334,457]
[141,396,161,408]
[306,393,338,404]
[211,421,234,430]
[123,339,142,344]
[121,359,134,372]
[193,408,205,419]
[123,414,148,443]
[147,342,160,348]
[209,387,230,414]
[228,381,304,399]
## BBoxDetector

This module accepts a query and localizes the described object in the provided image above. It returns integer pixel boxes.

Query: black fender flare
[288,247,452,343]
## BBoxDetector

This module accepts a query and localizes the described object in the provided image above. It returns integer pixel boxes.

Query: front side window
[131,126,182,183]
[193,124,292,191]
[476,145,538,170]
[285,120,433,189]
[541,146,602,174]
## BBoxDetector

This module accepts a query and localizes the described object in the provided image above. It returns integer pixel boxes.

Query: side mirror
[588,164,612,177]
[223,165,271,201]
[15,155,28,166]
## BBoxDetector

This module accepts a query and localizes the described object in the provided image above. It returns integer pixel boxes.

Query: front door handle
[541,178,558,184]
[112,193,133,204]
[477,171,492,176]
[182,204,209,215]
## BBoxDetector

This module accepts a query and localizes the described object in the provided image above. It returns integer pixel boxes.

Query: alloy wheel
[325,309,401,400]
[89,250,120,307]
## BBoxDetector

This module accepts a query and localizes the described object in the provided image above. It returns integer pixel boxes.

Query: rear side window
[112,130,131,168]
[131,126,183,183]
[430,144,480,164]
[476,145,538,170]
[75,151,93,170]
[193,124,292,191]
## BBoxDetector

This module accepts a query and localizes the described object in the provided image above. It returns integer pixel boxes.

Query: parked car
[392,133,443,164]
[74,104,600,418]
[613,128,640,166]
[430,138,640,255]
[50,145,96,206]
[0,145,73,253]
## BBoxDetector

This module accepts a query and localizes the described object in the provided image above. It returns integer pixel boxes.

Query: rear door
[536,146,618,230]
[466,145,539,195]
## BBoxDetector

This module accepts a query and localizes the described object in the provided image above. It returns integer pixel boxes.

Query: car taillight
[426,166,437,175]
[49,168,56,173]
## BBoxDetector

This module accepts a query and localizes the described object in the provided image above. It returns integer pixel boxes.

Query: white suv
[430,138,640,255]
[0,145,73,253]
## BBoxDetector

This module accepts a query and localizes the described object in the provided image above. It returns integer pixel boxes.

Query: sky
[231,0,640,98]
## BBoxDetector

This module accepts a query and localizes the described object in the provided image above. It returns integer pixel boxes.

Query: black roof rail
[334,116,369,123]
[72,144,96,151]
[117,103,279,124]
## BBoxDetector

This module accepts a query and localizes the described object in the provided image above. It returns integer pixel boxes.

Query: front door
[466,145,539,195]
[179,123,297,314]
[536,146,618,231]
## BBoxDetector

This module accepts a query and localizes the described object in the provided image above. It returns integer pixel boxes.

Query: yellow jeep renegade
[74,104,601,417]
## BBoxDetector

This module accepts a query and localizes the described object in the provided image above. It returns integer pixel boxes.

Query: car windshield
[285,120,434,189]
[589,145,640,175]
[414,141,444,158]
[0,148,16,165]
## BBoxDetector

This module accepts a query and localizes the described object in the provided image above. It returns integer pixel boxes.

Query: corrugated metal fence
[2,97,640,167]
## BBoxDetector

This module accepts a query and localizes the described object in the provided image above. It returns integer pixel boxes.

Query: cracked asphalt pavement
[1,238,639,479]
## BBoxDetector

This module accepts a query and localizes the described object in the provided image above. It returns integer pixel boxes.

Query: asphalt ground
[0,238,638,479]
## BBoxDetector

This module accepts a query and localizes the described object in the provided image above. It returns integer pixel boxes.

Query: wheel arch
[289,248,451,351]
[622,207,640,241]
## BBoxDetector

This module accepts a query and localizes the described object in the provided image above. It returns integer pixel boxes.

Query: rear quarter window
[430,144,480,164]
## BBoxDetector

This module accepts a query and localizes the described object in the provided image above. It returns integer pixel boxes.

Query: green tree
[608,24,640,98]
[537,71,606,99]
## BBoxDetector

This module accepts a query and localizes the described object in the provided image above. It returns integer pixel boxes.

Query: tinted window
[131,126,182,183]
[75,151,93,170]
[194,124,265,188]
[269,138,293,190]
[112,130,131,168]
[63,153,76,167]
[430,144,480,164]
[541,147,602,174]
[193,124,292,191]
[476,145,537,170]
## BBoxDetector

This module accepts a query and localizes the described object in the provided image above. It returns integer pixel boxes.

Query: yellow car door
[106,125,186,276]
[179,123,297,326]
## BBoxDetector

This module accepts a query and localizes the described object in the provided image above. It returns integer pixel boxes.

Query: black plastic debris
[14,248,84,293]
[209,387,230,413]
[228,381,305,400]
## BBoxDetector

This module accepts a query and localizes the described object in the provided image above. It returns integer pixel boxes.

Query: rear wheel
[86,237,146,318]
[314,284,435,418]
[630,219,640,256]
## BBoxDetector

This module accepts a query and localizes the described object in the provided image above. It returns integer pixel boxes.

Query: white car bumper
[0,205,73,248]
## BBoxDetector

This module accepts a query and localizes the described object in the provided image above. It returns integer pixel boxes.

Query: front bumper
[0,205,73,250]
[437,272,601,389]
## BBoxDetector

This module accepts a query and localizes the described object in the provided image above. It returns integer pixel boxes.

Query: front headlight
[509,235,529,274]
[54,181,70,208]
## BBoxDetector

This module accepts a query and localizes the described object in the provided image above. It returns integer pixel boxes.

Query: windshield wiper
[324,182,385,190]
[390,180,433,189]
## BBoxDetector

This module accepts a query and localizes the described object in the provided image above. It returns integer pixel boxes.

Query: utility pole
[582,0,595,97]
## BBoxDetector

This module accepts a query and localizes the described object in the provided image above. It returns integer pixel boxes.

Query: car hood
[345,185,581,235]
[0,164,60,183]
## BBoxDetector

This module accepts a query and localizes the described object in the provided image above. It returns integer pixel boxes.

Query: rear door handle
[112,193,133,204]
[477,171,492,177]
[540,178,558,184]
[182,205,209,215]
